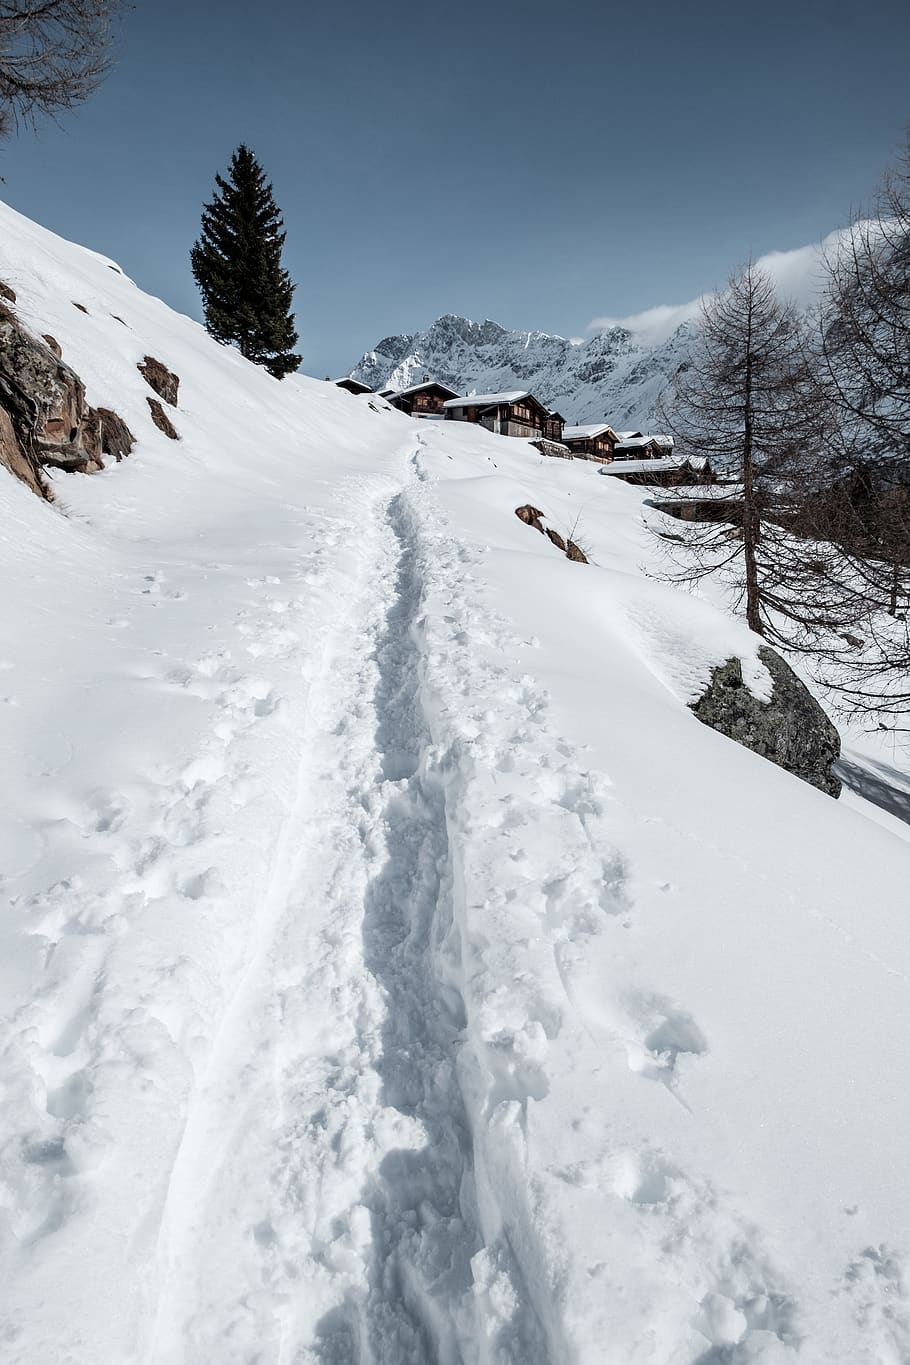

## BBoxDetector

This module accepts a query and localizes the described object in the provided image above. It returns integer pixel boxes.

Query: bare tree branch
[0,0,124,137]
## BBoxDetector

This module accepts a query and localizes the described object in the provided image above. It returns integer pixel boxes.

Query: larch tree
[654,262,838,642]
[190,145,301,380]
[0,0,124,137]
[810,132,910,722]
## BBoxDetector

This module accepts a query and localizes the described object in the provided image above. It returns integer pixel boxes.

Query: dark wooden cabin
[543,409,566,443]
[600,456,715,487]
[388,379,461,417]
[443,390,553,439]
[613,431,662,459]
[561,423,618,463]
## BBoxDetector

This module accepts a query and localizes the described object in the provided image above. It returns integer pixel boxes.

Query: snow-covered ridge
[348,231,845,429]
[349,310,692,428]
[2,197,910,1364]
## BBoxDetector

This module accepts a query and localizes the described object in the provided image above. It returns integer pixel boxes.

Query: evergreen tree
[191,145,301,379]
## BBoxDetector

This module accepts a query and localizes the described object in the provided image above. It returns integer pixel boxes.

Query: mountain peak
[348,313,687,427]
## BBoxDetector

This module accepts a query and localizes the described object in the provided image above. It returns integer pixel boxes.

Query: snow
[562,423,616,441]
[444,391,532,408]
[392,380,462,399]
[601,456,684,475]
[2,197,910,1364]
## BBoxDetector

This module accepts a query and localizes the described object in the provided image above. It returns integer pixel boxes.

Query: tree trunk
[741,303,763,635]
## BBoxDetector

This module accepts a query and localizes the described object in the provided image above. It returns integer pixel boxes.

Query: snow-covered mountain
[347,232,842,428]
[3,199,910,1365]
[348,312,692,428]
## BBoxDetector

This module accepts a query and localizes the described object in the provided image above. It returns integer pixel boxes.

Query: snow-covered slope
[347,234,840,428]
[348,312,691,428]
[2,199,910,1365]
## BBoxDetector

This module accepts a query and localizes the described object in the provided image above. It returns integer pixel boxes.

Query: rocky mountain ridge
[348,313,695,428]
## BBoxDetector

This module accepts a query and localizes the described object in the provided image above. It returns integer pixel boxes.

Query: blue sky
[1,0,908,377]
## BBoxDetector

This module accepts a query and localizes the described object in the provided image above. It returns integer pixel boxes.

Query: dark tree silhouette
[190,145,301,380]
[0,0,123,137]
[809,135,910,723]
[654,262,835,641]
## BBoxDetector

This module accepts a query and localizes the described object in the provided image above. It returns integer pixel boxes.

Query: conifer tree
[191,145,301,379]
[654,262,836,640]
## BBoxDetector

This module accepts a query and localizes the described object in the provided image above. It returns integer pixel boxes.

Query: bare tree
[820,133,910,478]
[0,0,123,137]
[653,262,838,642]
[809,132,910,723]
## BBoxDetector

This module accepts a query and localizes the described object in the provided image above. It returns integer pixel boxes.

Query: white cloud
[586,228,851,347]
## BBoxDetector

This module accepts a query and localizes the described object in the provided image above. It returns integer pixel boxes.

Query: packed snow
[1,198,910,1365]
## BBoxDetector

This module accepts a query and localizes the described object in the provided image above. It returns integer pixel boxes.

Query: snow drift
[1,198,909,1365]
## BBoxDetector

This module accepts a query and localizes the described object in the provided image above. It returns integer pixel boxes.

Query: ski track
[3,447,862,1365]
[145,469,486,1364]
[137,455,803,1365]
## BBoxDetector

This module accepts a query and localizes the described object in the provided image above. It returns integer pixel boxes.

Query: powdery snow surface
[1,199,910,1365]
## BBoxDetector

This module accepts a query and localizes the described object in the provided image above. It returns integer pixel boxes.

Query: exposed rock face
[0,282,16,304]
[0,302,134,494]
[515,503,545,533]
[515,504,589,564]
[94,407,135,461]
[0,403,47,498]
[691,647,841,797]
[147,397,179,439]
[0,304,102,475]
[139,355,179,406]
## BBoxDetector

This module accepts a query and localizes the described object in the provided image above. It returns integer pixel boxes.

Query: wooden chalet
[599,455,715,488]
[613,431,662,459]
[388,378,461,418]
[561,423,618,463]
[334,377,373,396]
[543,409,566,443]
[443,390,554,439]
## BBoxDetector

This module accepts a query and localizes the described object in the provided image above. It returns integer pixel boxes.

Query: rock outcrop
[515,504,589,564]
[691,647,841,797]
[0,403,46,498]
[95,408,135,461]
[138,355,179,406]
[146,397,179,440]
[0,294,134,495]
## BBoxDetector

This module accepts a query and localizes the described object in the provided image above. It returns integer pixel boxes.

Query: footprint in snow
[625,995,708,1091]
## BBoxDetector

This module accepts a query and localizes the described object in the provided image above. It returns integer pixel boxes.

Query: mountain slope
[349,312,692,427]
[1,199,910,1364]
[347,233,842,428]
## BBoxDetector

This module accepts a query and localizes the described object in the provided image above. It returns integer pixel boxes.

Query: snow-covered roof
[562,424,616,441]
[443,391,532,409]
[599,457,684,476]
[651,481,743,499]
[614,434,658,451]
[333,376,372,393]
[616,431,644,440]
[394,379,461,399]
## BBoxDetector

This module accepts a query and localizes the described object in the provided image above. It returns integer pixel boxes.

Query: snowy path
[142,473,485,1363]
[5,196,910,1365]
